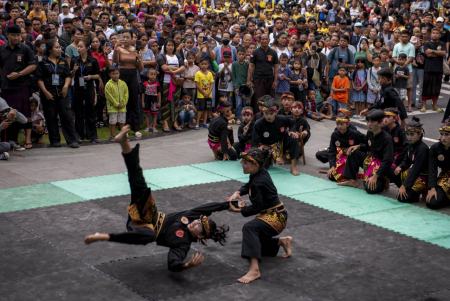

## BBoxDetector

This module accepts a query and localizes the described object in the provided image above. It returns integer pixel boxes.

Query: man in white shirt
[58,2,74,35]
[269,18,285,44]
[99,12,114,39]
[349,0,359,20]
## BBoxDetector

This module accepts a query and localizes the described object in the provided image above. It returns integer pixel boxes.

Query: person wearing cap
[273,4,283,19]
[158,20,173,47]
[59,3,74,34]
[0,24,37,149]
[436,17,450,53]
[350,22,362,49]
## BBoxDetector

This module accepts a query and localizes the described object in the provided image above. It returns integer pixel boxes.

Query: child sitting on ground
[30,97,45,144]
[232,106,254,158]
[142,68,161,133]
[177,89,197,128]
[291,101,311,159]
[278,91,295,116]
[305,89,329,121]
[105,66,129,142]
[316,84,332,117]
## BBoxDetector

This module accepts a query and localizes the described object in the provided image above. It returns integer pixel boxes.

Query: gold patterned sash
[437,171,450,199]
[127,192,165,239]
[255,203,287,234]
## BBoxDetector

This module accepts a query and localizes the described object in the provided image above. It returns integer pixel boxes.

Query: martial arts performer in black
[251,95,301,175]
[426,123,450,209]
[232,106,254,158]
[207,100,238,161]
[338,109,394,194]
[226,148,292,284]
[382,108,409,168]
[360,67,408,127]
[389,117,429,203]
[84,125,233,272]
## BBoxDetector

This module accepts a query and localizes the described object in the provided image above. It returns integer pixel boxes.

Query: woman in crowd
[138,32,156,82]
[66,27,83,66]
[271,32,289,58]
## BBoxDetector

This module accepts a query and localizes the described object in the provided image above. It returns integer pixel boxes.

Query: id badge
[52,74,60,85]
[79,77,85,87]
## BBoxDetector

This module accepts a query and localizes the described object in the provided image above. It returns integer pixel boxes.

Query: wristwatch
[18,72,21,77]
[432,49,435,54]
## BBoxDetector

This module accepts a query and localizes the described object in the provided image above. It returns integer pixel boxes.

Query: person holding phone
[113,29,144,137]
[70,40,101,143]
[325,35,356,88]
[354,37,373,69]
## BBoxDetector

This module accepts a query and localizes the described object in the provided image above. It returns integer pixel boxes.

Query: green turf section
[3,160,450,250]
[0,183,84,213]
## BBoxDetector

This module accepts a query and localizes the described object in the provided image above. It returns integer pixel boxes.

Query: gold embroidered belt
[256,202,287,234]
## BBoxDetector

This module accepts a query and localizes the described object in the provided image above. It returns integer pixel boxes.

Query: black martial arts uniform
[208,115,237,160]
[232,121,254,158]
[388,140,429,203]
[251,115,300,168]
[342,129,394,194]
[277,108,292,116]
[382,124,409,167]
[293,115,311,157]
[238,168,287,261]
[253,112,263,122]
[315,123,358,164]
[328,129,367,181]
[108,144,235,272]
[427,141,450,209]
[367,83,408,121]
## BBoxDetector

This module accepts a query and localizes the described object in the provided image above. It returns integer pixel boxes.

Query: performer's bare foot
[115,125,130,144]
[337,179,358,188]
[237,269,261,284]
[84,232,110,244]
[278,236,292,258]
[278,158,285,165]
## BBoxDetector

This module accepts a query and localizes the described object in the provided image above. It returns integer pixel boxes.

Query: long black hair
[44,39,59,57]
[199,219,230,246]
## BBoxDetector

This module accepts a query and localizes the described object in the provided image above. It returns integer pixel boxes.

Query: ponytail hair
[406,116,424,138]
[79,39,92,56]
[200,219,230,246]
[242,147,270,168]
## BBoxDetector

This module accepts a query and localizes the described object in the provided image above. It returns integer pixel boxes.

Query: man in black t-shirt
[411,37,425,108]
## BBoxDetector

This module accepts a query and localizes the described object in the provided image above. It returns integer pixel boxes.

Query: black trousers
[426,186,450,210]
[253,77,275,112]
[73,87,97,141]
[316,149,329,164]
[232,141,248,158]
[342,151,386,194]
[1,120,31,144]
[120,69,140,132]
[108,144,157,245]
[264,136,300,169]
[41,93,77,144]
[241,218,282,261]
[388,168,420,203]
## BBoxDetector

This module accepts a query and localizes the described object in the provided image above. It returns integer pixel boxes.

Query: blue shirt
[275,65,293,93]
[327,47,355,80]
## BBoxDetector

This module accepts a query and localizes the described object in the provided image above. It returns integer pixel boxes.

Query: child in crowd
[394,53,411,112]
[142,68,161,133]
[207,100,237,161]
[195,57,214,129]
[351,57,367,118]
[232,106,254,158]
[30,97,45,144]
[183,51,199,105]
[232,46,249,125]
[245,54,251,62]
[217,51,233,110]
[291,101,311,159]
[35,40,45,62]
[328,65,350,116]
[290,58,307,108]
[177,89,197,128]
[253,99,265,122]
[305,89,328,121]
[105,66,129,142]
[379,48,392,69]
[278,91,295,116]
[316,84,332,117]
[275,53,292,105]
[367,54,381,108]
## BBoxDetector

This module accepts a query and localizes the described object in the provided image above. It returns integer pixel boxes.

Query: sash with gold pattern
[255,203,287,234]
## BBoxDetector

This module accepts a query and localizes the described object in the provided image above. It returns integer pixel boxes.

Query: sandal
[194,125,200,130]
[172,126,183,131]
[163,127,171,132]
[420,108,427,113]
[109,135,115,142]
[152,128,158,133]
[24,142,33,149]
[408,109,413,113]
[144,128,150,133]
[135,131,142,138]
[434,108,444,112]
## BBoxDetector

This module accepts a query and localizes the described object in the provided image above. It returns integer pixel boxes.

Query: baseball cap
[437,17,445,22]
[354,22,362,27]
[340,19,347,24]
[163,20,173,27]
[61,2,69,7]
[223,51,231,57]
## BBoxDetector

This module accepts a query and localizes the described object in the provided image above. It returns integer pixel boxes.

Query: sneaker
[51,142,62,147]
[12,144,25,151]
[0,152,9,160]
[91,139,100,144]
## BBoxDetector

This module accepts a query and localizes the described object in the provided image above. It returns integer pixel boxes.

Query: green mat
[3,160,450,250]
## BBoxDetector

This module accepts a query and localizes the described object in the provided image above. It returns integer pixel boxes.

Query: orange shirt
[332,75,350,103]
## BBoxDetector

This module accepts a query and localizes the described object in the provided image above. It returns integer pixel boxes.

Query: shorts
[143,95,159,113]
[395,88,407,100]
[317,102,329,114]
[109,112,126,124]
[197,97,212,111]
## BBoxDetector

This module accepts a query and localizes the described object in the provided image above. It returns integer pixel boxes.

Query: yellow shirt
[305,12,314,18]
[195,71,214,99]
[293,13,301,19]
[318,27,329,34]
[28,10,47,22]
[273,13,282,18]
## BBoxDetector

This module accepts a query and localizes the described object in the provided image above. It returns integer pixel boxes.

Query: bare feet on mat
[278,158,285,165]
[279,236,292,258]
[84,232,110,244]
[115,125,130,144]
[337,179,358,188]
[237,269,261,284]
[291,165,300,176]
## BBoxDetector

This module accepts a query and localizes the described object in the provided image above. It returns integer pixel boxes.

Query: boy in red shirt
[328,65,350,117]
[183,0,198,18]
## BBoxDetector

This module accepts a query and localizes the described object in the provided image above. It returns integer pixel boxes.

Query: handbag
[165,54,185,86]
[444,59,450,75]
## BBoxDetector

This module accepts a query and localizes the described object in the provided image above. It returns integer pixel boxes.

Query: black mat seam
[411,289,450,301]
[348,242,421,259]
[89,201,128,220]
[93,251,169,266]
[1,214,155,301]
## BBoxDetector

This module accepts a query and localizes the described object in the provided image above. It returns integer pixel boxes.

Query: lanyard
[50,59,59,74]
[80,60,87,76]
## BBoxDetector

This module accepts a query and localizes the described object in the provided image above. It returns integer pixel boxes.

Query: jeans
[178,110,195,125]
[0,141,9,153]
[412,68,424,106]
[235,93,243,119]
[328,98,347,116]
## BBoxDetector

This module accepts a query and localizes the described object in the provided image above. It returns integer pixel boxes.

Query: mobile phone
[105,42,112,49]
[118,34,124,40]
[420,34,424,39]
[203,36,208,42]
[311,45,317,51]
[181,38,185,43]
[338,58,343,63]
[136,40,142,53]
[362,40,367,46]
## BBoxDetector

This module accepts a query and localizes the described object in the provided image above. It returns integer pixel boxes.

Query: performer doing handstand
[84,126,233,272]
[226,148,292,284]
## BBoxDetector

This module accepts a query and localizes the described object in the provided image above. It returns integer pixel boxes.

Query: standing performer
[227,148,292,284]
[207,100,238,161]
[338,109,394,194]
[389,117,429,203]
[327,113,366,182]
[426,123,450,209]
[382,108,409,168]
[84,126,233,272]
[251,95,301,175]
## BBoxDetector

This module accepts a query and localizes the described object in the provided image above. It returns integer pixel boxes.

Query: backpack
[332,47,352,64]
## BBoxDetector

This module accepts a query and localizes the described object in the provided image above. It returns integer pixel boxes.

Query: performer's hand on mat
[186,253,204,268]
[397,185,408,200]
[289,131,298,139]
[227,191,244,203]
[223,153,230,161]
[394,166,402,176]
[327,167,335,178]
[427,188,437,203]
[367,174,378,190]
[347,145,359,155]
